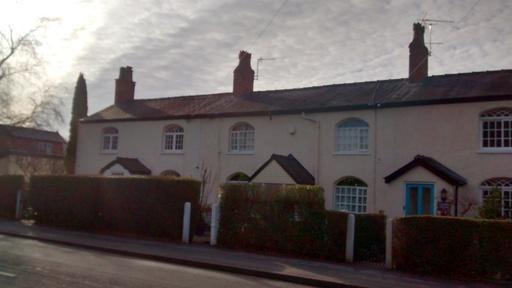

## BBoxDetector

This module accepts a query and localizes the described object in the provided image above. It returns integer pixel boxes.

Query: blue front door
[405,183,435,216]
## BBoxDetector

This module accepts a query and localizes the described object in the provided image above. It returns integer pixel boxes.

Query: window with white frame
[37,142,53,155]
[481,177,512,220]
[334,177,368,213]
[102,127,118,152]
[481,108,512,151]
[163,125,184,152]
[229,122,255,153]
[335,118,369,153]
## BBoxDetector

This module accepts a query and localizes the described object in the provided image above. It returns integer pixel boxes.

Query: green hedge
[393,216,512,280]
[28,176,200,241]
[218,183,353,261]
[0,175,24,219]
[354,213,386,262]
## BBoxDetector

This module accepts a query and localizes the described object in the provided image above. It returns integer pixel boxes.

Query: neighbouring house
[76,23,512,219]
[0,124,66,176]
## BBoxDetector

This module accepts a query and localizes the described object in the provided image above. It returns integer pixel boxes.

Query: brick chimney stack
[409,23,429,83]
[233,51,254,97]
[115,66,136,105]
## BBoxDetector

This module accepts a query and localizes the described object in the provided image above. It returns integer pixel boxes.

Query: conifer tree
[65,73,88,174]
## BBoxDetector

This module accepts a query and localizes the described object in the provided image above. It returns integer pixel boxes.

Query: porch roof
[384,155,467,186]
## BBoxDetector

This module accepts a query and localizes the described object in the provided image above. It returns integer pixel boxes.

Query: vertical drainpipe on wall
[454,185,459,216]
[372,83,381,214]
[301,113,320,184]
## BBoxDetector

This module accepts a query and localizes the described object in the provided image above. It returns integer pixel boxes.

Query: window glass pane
[175,134,184,150]
[111,136,118,150]
[103,136,110,150]
[335,184,367,213]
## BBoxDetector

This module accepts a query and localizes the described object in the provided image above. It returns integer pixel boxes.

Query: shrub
[28,175,200,241]
[0,175,24,219]
[324,211,347,260]
[354,213,386,262]
[218,183,387,262]
[29,176,103,230]
[218,183,329,258]
[479,187,503,219]
[393,216,512,280]
[100,177,200,240]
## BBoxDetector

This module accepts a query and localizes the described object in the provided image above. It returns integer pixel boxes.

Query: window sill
[100,151,118,155]
[478,149,512,154]
[333,152,370,156]
[226,151,255,156]
[161,151,184,155]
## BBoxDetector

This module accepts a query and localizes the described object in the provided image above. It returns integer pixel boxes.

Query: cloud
[6,0,511,137]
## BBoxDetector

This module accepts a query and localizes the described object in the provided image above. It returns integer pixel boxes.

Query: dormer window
[163,125,184,152]
[102,127,118,152]
[481,108,512,152]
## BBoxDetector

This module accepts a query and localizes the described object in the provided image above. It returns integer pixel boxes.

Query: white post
[210,203,219,246]
[15,190,22,220]
[182,202,191,244]
[345,213,355,262]
[385,217,393,269]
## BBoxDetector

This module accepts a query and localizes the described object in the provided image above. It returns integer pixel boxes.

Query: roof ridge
[124,69,512,103]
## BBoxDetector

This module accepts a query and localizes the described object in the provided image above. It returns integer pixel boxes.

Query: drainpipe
[301,112,320,184]
[454,185,459,217]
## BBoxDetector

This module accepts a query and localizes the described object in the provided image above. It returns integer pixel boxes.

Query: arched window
[229,122,255,152]
[160,170,181,177]
[227,172,250,183]
[481,177,512,219]
[335,118,369,153]
[334,177,368,213]
[163,124,184,152]
[480,108,512,151]
[102,127,118,152]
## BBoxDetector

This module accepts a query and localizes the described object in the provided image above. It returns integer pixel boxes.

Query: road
[0,235,310,287]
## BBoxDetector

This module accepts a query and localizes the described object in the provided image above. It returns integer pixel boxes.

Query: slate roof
[250,154,315,185]
[83,70,512,123]
[0,124,65,143]
[100,157,151,175]
[384,155,467,186]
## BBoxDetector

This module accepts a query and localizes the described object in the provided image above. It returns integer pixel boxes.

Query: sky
[1,0,511,137]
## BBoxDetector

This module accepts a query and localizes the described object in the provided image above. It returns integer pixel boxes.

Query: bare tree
[0,18,63,129]
[10,154,65,177]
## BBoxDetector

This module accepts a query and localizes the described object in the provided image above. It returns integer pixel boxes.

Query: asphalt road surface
[0,235,310,287]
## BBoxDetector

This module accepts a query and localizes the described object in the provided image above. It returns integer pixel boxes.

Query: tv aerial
[254,57,277,80]
[418,17,454,56]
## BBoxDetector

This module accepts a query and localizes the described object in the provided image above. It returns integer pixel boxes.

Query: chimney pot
[408,23,429,82]
[233,50,254,97]
[115,66,136,105]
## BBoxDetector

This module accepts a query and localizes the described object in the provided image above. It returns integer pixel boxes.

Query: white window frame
[480,108,512,153]
[101,128,118,153]
[334,179,368,213]
[37,142,53,155]
[481,178,512,220]
[229,123,255,153]
[162,125,184,153]
[335,118,369,154]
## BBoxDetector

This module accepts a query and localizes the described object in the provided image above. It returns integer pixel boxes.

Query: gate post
[182,202,191,243]
[345,213,355,262]
[210,203,219,246]
[385,217,393,269]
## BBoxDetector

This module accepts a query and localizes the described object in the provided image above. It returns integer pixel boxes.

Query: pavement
[0,220,506,288]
